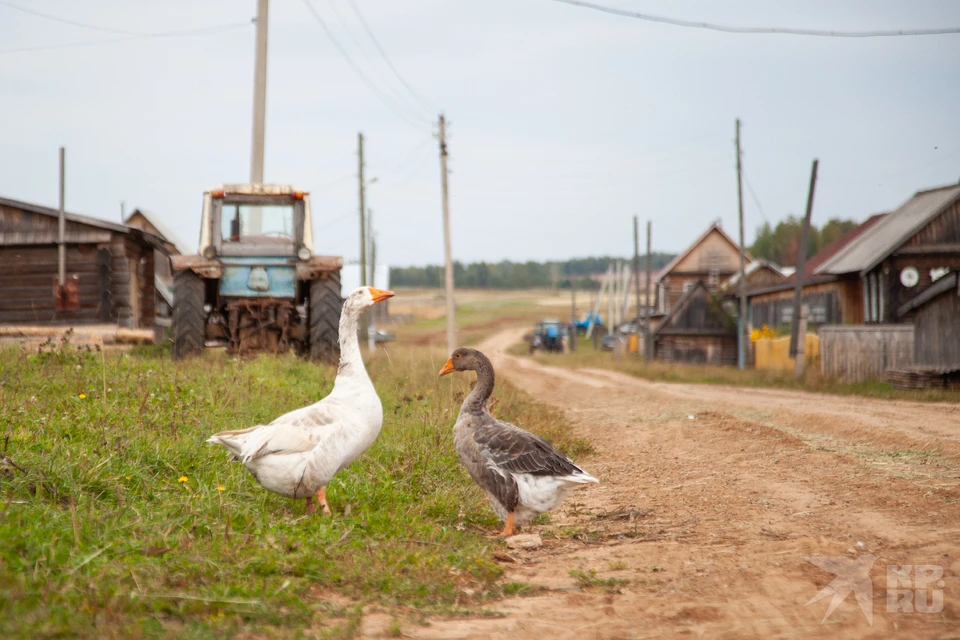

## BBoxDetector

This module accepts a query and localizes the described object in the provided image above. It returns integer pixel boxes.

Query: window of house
[808,305,827,323]
[781,306,793,324]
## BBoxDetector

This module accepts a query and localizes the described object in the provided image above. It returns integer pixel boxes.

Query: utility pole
[368,208,376,353]
[633,217,641,359]
[570,281,577,352]
[790,159,819,363]
[120,201,126,222]
[735,118,748,370]
[358,132,367,289]
[58,146,65,287]
[249,0,268,234]
[439,114,456,355]
[645,220,652,361]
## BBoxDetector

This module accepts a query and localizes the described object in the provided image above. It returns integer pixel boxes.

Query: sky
[2,0,959,269]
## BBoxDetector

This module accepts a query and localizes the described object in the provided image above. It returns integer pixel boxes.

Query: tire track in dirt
[396,328,959,640]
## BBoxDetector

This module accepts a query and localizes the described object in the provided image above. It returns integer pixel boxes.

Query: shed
[653,280,737,366]
[124,208,189,319]
[0,196,167,327]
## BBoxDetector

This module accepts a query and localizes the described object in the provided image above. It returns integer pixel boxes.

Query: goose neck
[462,355,495,414]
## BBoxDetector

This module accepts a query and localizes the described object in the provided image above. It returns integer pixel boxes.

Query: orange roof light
[292,191,305,200]
[211,190,225,198]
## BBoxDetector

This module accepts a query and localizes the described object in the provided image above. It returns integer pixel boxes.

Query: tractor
[529,319,568,354]
[169,184,343,362]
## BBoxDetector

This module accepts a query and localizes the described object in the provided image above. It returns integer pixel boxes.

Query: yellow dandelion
[178,476,188,483]
[125,476,131,480]
[78,393,87,399]
[217,485,225,492]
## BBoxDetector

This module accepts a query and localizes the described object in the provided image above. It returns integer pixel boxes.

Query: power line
[0,0,144,36]
[322,0,430,122]
[300,0,431,132]
[342,0,436,116]
[551,0,960,38]
[0,22,252,55]
[742,170,769,223]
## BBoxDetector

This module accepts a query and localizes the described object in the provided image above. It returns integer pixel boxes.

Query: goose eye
[455,354,461,359]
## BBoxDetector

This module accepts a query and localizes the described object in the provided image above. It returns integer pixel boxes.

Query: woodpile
[886,366,960,390]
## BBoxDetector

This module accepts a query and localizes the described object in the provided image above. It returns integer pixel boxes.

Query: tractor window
[221,203,295,244]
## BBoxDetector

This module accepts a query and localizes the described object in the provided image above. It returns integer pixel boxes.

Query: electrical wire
[551,0,960,38]
[0,22,252,55]
[342,0,436,117]
[300,0,432,132]
[322,0,430,122]
[0,0,147,36]
[742,170,769,223]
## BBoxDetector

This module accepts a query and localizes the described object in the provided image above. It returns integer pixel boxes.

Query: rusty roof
[815,184,960,276]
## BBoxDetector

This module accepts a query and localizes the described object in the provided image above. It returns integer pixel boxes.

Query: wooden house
[652,280,737,365]
[746,214,886,330]
[0,196,167,327]
[655,221,753,314]
[815,183,960,325]
[723,259,787,292]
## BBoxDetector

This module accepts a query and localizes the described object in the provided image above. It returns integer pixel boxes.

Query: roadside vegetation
[513,342,960,403]
[0,337,588,638]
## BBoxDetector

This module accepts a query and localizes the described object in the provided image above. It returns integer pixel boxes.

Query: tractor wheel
[171,270,206,359]
[309,272,342,364]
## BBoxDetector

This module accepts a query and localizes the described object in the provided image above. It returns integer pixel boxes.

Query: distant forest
[390,255,676,289]
[749,217,859,267]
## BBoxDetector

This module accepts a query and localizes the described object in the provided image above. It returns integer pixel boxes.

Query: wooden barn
[0,196,167,328]
[655,221,754,314]
[746,213,886,331]
[653,280,737,366]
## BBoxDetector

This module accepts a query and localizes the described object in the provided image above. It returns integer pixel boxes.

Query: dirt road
[405,328,959,639]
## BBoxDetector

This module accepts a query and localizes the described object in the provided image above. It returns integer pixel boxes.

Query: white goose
[207,286,394,515]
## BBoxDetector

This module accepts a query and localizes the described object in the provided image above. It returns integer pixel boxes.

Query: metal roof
[815,185,960,276]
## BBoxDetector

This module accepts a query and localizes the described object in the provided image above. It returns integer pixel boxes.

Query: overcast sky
[2,0,959,268]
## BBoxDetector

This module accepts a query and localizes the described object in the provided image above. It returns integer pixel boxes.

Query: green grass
[568,568,629,593]
[0,340,589,638]
[517,341,960,403]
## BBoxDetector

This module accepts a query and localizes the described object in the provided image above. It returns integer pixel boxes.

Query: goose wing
[237,402,339,463]
[474,419,583,477]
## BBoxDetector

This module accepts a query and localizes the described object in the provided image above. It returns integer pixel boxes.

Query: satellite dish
[900,266,919,288]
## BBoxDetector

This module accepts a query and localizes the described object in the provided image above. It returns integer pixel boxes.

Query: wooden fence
[819,324,914,382]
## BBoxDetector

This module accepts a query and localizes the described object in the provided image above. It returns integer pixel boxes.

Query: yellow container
[754,334,819,372]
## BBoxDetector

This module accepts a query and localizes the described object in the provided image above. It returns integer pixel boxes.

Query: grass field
[0,336,588,638]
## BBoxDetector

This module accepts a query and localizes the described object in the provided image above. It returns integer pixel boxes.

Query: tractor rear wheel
[171,270,206,359]
[309,272,342,364]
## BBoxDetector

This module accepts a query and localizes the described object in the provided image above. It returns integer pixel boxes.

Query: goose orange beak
[438,358,456,377]
[369,287,395,303]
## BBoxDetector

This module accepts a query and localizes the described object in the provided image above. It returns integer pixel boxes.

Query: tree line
[749,217,859,267]
[390,255,676,289]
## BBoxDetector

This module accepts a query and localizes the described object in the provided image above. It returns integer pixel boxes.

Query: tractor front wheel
[171,270,206,359]
[308,272,342,364]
